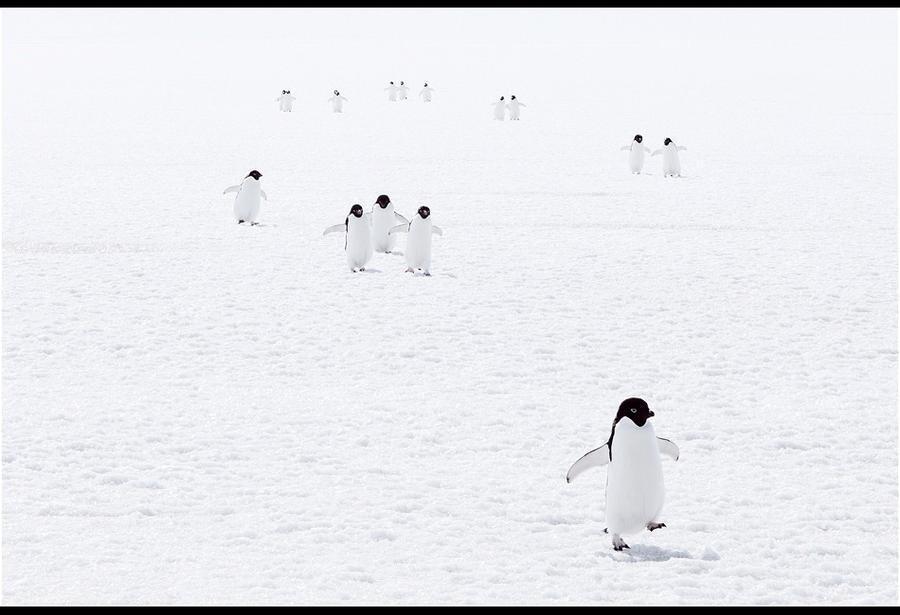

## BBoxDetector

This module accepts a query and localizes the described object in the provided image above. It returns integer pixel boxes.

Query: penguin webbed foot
[237,220,245,224]
[611,535,630,551]
[647,522,666,532]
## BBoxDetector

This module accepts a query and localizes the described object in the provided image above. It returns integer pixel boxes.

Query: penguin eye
[630,408,637,413]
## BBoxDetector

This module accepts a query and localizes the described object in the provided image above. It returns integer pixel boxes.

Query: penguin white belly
[371,208,397,252]
[332,99,343,113]
[233,182,261,222]
[663,147,681,176]
[629,146,645,173]
[346,218,373,270]
[493,103,506,120]
[405,221,432,270]
[422,91,432,102]
[605,422,665,536]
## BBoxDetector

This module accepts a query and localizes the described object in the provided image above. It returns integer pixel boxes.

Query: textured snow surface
[2,8,897,605]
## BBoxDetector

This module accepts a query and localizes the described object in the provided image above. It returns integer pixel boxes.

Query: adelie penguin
[389,205,442,276]
[397,81,410,101]
[323,204,373,273]
[223,170,268,225]
[492,96,507,121]
[620,134,652,174]
[370,195,409,254]
[566,398,680,551]
[328,90,348,113]
[651,137,688,177]
[275,89,296,112]
[384,81,399,102]
[506,95,526,120]
[419,82,435,102]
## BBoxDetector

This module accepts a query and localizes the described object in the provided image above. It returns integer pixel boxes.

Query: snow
[2,8,897,606]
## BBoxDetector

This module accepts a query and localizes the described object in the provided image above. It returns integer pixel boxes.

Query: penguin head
[634,134,643,143]
[286,90,290,94]
[500,96,505,101]
[511,95,516,100]
[424,82,428,87]
[246,170,262,181]
[375,194,391,209]
[390,81,394,85]
[400,81,405,85]
[350,204,364,218]
[418,206,431,219]
[334,89,339,95]
[664,138,673,146]
[282,90,287,94]
[615,397,654,427]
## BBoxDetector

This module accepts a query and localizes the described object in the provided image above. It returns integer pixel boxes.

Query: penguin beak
[648,411,655,417]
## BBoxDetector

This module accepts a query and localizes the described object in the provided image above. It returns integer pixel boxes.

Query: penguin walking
[323,204,373,272]
[492,96,507,121]
[419,82,435,102]
[275,90,296,112]
[389,205,442,276]
[223,170,268,225]
[370,194,409,254]
[328,90,348,113]
[506,95,526,120]
[384,81,399,102]
[619,134,652,174]
[398,81,410,101]
[566,398,679,551]
[651,138,688,177]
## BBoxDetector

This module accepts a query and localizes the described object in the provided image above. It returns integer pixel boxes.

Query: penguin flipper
[657,437,680,461]
[431,225,443,236]
[260,190,268,200]
[677,146,688,151]
[223,185,240,195]
[651,150,662,157]
[566,444,610,483]
[388,224,409,235]
[394,213,409,224]
[323,224,346,236]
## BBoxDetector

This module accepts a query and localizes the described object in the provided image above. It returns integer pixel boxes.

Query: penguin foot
[250,222,260,226]
[612,535,629,551]
[238,220,245,224]
[405,267,414,273]
[424,272,432,277]
[359,267,366,271]
[647,522,666,532]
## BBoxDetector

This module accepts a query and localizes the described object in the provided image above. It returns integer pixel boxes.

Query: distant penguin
[566,398,679,551]
[223,170,268,225]
[398,81,410,101]
[507,95,526,120]
[620,134,652,174]
[385,81,399,102]
[419,82,435,102]
[328,90,348,113]
[370,194,410,254]
[323,204,373,272]
[275,90,296,112]
[492,96,507,121]
[651,138,688,177]
[389,205,442,275]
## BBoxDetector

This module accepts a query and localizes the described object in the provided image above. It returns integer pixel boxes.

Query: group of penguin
[384,81,436,103]
[275,82,436,114]
[620,134,688,177]
[223,173,441,275]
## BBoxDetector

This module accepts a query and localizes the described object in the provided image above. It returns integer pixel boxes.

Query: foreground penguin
[223,170,268,225]
[275,90,296,112]
[419,82,435,102]
[507,95,526,120]
[620,134,652,174]
[389,206,442,275]
[566,398,679,551]
[323,204,373,272]
[492,96,507,120]
[370,194,409,254]
[651,138,688,177]
[328,90,348,113]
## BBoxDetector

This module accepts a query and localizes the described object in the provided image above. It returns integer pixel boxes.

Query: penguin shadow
[357,268,382,274]
[598,543,694,563]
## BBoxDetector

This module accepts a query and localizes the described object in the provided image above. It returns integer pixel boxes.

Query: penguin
[566,397,679,551]
[389,205,442,276]
[370,194,410,254]
[651,138,688,177]
[619,134,652,174]
[275,90,296,112]
[323,204,373,272]
[384,81,399,102]
[492,96,507,121]
[506,95,526,120]
[419,82,435,102]
[328,90,348,113]
[223,170,268,225]
[398,80,410,101]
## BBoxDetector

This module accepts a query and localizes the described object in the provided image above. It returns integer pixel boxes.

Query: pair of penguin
[275,90,296,112]
[223,170,268,225]
[620,135,688,176]
[567,397,680,551]
[323,195,443,274]
[385,81,410,101]
[492,95,526,120]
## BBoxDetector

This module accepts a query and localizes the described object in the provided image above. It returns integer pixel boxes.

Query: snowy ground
[2,8,898,605]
